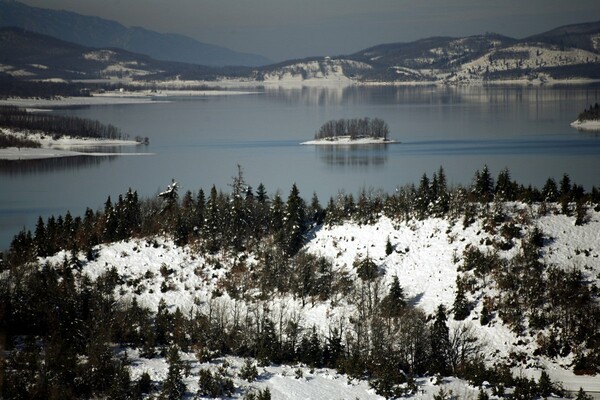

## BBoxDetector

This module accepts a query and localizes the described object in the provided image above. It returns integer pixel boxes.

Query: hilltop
[1,167,599,398]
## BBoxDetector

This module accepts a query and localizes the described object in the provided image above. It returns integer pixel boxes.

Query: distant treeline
[315,117,390,140]
[0,75,91,99]
[577,103,600,121]
[0,132,41,149]
[0,106,123,140]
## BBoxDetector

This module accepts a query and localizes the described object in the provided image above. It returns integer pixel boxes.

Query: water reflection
[0,155,118,175]
[316,144,390,168]
[266,84,600,108]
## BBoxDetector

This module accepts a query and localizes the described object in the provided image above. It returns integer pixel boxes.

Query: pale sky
[20,0,600,62]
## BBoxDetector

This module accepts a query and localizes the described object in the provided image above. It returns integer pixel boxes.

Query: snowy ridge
[257,58,371,86]
[39,202,600,396]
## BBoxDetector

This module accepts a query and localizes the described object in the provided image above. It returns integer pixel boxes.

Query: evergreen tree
[432,166,449,216]
[416,173,432,218]
[381,275,406,317]
[542,178,559,202]
[430,305,451,375]
[575,387,594,400]
[453,276,471,320]
[495,167,516,201]
[283,184,306,256]
[473,165,494,202]
[204,185,222,252]
[161,345,186,400]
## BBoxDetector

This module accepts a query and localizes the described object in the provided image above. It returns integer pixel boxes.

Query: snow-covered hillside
[40,202,600,397]
[256,58,371,86]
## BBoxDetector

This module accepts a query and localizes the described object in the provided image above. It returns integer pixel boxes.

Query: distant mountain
[523,20,600,52]
[253,22,600,84]
[0,27,232,82]
[0,0,271,67]
[2,16,600,87]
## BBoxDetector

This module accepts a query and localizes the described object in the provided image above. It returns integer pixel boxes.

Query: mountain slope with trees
[1,166,599,398]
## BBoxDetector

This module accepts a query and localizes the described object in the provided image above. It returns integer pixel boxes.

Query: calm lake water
[1,85,600,250]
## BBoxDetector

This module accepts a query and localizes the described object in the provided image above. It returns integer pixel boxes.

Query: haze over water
[1,85,599,250]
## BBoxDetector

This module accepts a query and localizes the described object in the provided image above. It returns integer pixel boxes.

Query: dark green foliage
[380,275,406,318]
[239,358,259,382]
[477,388,490,400]
[472,165,494,202]
[315,117,390,140]
[575,387,594,400]
[161,345,187,399]
[577,103,600,121]
[453,276,471,320]
[282,183,307,256]
[197,368,234,398]
[430,305,451,375]
[385,236,393,256]
[0,131,41,148]
[0,106,123,139]
[244,387,271,400]
[355,254,380,281]
[495,167,517,201]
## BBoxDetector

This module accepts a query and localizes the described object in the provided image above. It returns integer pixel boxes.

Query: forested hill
[0,0,271,67]
[1,166,600,398]
[250,21,600,84]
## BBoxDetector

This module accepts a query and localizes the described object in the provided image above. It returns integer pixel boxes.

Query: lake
[1,85,600,250]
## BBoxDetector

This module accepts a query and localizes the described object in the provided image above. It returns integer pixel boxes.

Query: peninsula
[0,106,150,160]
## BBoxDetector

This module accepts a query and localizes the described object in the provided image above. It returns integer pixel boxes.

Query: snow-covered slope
[41,202,600,396]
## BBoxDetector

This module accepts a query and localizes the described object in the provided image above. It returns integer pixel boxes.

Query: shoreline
[0,89,259,109]
[570,119,600,131]
[0,129,153,160]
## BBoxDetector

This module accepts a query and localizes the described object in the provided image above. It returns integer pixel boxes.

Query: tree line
[577,103,600,121]
[0,106,123,140]
[314,117,390,140]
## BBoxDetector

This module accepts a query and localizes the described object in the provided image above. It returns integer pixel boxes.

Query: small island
[301,117,398,145]
[570,103,600,131]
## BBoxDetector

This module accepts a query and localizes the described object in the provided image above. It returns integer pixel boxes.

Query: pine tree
[453,276,470,320]
[161,345,186,400]
[575,387,593,400]
[381,275,406,317]
[473,165,494,202]
[385,237,393,256]
[432,166,449,216]
[416,173,431,218]
[204,185,222,252]
[495,167,516,201]
[430,304,451,375]
[542,178,558,202]
[283,184,306,256]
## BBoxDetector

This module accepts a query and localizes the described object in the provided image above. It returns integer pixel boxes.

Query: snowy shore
[570,119,600,131]
[0,129,153,160]
[301,136,398,145]
[0,89,258,109]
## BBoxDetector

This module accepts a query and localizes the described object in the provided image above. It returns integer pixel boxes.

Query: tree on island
[577,103,600,121]
[314,117,390,141]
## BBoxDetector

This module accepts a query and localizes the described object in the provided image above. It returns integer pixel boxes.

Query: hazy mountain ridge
[0,27,227,83]
[1,5,600,86]
[0,0,271,67]
[255,23,600,84]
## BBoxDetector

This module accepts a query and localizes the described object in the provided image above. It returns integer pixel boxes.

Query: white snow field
[42,202,600,398]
